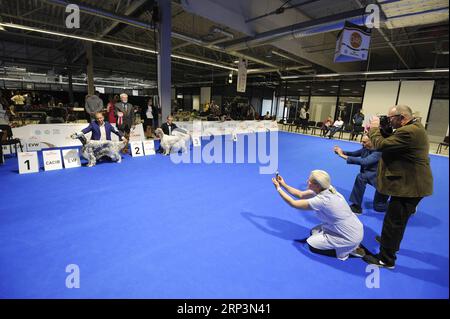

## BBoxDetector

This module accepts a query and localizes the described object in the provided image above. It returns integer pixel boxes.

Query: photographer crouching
[363,105,433,269]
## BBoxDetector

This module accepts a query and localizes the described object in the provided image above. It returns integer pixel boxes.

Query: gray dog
[71,133,127,167]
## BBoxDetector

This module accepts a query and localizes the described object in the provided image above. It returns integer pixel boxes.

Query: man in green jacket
[363,105,433,269]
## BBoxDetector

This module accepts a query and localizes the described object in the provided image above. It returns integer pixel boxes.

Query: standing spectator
[85,91,104,121]
[114,93,136,136]
[141,98,155,138]
[11,91,25,107]
[152,97,160,130]
[350,109,365,140]
[106,95,118,124]
[247,104,256,120]
[363,105,433,269]
[115,93,136,153]
[299,105,307,127]
[24,93,32,111]
[209,100,221,118]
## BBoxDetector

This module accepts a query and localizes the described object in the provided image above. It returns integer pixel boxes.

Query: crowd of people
[272,104,433,269]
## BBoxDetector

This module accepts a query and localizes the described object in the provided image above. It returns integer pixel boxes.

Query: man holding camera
[363,105,433,269]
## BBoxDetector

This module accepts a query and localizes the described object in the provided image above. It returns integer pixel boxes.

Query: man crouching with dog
[72,112,128,167]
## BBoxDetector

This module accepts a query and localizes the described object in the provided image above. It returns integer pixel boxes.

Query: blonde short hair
[309,170,336,194]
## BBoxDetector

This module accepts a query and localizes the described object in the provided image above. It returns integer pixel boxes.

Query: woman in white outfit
[272,170,365,260]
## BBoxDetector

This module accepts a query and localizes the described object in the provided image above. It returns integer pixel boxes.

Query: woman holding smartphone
[272,170,365,261]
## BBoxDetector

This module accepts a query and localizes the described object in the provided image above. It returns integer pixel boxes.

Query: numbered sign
[130,141,144,157]
[18,151,39,174]
[192,136,201,147]
[42,150,63,171]
[62,149,81,168]
[143,140,155,156]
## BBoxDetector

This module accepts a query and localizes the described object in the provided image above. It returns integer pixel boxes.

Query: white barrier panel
[25,138,42,151]
[2,145,13,155]
[43,150,63,171]
[18,151,39,174]
[192,137,201,147]
[11,121,276,149]
[12,123,145,148]
[62,149,81,168]
[130,141,144,157]
[143,140,156,156]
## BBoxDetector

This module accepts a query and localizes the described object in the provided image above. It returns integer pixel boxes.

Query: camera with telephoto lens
[378,115,393,137]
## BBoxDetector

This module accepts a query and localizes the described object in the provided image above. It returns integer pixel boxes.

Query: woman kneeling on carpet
[272,170,365,261]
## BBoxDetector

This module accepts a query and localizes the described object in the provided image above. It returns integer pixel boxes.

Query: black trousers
[379,196,422,265]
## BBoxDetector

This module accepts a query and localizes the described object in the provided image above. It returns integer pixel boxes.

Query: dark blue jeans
[349,173,389,211]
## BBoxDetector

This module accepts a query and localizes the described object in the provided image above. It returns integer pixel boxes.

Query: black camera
[379,115,393,137]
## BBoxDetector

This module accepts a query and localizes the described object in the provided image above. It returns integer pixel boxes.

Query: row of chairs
[279,120,365,141]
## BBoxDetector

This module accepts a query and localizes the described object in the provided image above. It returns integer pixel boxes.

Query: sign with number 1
[18,152,39,174]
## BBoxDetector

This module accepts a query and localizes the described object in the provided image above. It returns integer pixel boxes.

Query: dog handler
[272,170,365,260]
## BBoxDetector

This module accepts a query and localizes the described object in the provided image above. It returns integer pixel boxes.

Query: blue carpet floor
[0,132,448,298]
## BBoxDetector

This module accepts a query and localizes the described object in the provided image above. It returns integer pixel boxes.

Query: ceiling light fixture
[280,68,449,79]
[0,22,238,72]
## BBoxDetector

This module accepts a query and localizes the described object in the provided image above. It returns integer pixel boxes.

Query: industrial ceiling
[0,0,448,89]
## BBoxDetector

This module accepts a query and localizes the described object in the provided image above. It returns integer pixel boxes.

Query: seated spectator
[321,116,333,136]
[328,117,344,139]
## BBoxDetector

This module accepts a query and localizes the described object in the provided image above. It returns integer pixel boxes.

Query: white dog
[154,128,190,155]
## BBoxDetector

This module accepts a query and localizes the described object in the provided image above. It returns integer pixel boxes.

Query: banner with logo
[334,21,371,63]
[12,123,145,149]
[10,121,277,150]
[237,58,248,93]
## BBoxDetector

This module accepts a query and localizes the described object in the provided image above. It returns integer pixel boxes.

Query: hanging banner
[334,21,371,63]
[237,58,248,93]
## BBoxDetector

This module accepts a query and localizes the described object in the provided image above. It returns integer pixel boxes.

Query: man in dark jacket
[81,112,125,142]
[334,135,388,215]
[114,93,136,135]
[363,105,433,269]
[161,115,178,135]
[157,115,178,153]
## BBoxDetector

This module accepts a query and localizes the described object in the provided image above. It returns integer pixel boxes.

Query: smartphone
[275,170,279,179]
